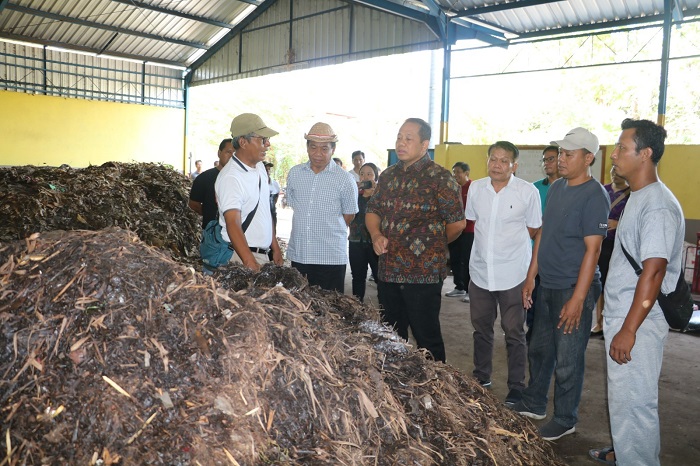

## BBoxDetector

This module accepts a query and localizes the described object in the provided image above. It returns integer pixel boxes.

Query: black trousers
[448,232,474,291]
[291,262,346,293]
[348,241,379,302]
[377,280,446,362]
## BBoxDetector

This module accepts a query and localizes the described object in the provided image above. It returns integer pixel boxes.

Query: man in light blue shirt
[286,122,358,292]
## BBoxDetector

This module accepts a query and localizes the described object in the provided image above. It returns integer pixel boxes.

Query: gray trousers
[469,280,527,390]
[604,314,668,466]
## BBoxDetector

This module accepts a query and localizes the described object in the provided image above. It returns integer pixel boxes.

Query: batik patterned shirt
[366,154,464,284]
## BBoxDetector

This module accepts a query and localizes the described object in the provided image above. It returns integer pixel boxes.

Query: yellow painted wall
[0,91,185,170]
[437,143,700,221]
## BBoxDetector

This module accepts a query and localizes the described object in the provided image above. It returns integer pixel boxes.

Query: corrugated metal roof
[2,1,699,70]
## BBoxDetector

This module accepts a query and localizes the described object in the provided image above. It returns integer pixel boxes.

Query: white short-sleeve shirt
[466,174,542,291]
[214,156,272,249]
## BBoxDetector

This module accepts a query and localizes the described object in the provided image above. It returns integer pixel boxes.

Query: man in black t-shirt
[188,139,234,228]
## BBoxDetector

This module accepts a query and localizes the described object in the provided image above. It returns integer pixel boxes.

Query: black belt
[227,244,269,254]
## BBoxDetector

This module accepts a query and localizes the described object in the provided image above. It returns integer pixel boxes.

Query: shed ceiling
[1,0,698,69]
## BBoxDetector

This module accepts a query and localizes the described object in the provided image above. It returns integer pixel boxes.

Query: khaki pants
[230,251,269,266]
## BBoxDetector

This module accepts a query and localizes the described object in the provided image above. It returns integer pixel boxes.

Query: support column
[439,41,451,144]
[657,0,673,127]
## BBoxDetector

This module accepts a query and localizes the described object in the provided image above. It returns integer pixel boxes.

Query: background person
[188,139,233,229]
[445,161,474,302]
[348,150,364,183]
[349,162,380,302]
[190,159,203,180]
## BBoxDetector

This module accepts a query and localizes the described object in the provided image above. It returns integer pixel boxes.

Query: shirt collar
[396,153,431,172]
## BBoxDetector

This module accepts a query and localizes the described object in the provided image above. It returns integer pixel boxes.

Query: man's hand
[609,328,636,364]
[372,235,389,255]
[272,249,284,266]
[243,257,262,272]
[522,276,536,309]
[557,296,584,334]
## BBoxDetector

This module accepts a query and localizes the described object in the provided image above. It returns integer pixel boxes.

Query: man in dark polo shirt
[366,117,465,362]
[188,138,234,228]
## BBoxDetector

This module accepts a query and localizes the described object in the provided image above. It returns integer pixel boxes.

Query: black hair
[360,162,379,181]
[542,145,559,155]
[452,161,470,172]
[621,118,667,164]
[352,150,365,159]
[404,118,431,142]
[488,141,519,161]
[219,138,233,151]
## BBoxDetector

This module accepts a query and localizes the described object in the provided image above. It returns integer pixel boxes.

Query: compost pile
[0,163,200,260]
[0,229,565,465]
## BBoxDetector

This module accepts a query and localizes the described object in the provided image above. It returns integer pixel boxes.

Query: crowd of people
[188,114,682,466]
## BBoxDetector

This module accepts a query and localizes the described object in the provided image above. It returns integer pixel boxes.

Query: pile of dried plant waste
[0,228,565,465]
[0,163,200,261]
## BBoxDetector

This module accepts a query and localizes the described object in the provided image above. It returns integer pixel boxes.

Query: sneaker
[508,400,546,420]
[477,379,491,388]
[539,420,575,441]
[445,288,467,297]
[504,389,522,406]
[461,294,470,303]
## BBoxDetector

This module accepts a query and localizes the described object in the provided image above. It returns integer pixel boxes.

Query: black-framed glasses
[542,155,557,163]
[250,135,270,144]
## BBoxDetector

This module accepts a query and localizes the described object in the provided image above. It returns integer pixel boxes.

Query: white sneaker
[445,288,467,297]
[461,295,470,303]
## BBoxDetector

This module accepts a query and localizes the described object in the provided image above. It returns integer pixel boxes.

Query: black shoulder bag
[619,242,693,331]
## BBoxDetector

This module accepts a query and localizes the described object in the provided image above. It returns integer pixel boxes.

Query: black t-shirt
[189,167,219,228]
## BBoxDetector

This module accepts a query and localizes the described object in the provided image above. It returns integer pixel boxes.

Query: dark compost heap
[0,228,565,465]
[0,163,200,261]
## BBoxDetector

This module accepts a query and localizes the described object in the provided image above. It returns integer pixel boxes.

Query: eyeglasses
[250,135,270,145]
[542,156,557,163]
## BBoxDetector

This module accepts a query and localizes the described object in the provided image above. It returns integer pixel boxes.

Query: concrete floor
[356,276,700,466]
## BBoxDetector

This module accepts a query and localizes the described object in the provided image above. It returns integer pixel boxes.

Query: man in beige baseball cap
[285,122,358,292]
[213,113,283,272]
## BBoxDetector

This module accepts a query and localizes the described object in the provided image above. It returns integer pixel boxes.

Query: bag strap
[609,187,630,211]
[620,241,642,277]
[231,155,262,233]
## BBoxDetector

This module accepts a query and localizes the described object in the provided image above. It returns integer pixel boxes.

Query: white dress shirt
[466,174,542,291]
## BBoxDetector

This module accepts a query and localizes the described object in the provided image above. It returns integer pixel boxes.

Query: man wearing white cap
[214,113,284,271]
[286,122,359,292]
[511,127,610,441]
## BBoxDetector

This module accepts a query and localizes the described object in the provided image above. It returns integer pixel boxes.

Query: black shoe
[505,389,522,406]
[477,379,491,388]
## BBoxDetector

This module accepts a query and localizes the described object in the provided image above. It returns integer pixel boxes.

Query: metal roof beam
[110,0,234,29]
[5,3,207,49]
[454,0,564,17]
[352,0,443,40]
[0,0,10,14]
[515,7,700,40]
[0,31,183,67]
[186,0,278,77]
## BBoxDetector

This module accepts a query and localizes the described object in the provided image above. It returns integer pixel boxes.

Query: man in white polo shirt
[215,113,284,271]
[465,140,542,405]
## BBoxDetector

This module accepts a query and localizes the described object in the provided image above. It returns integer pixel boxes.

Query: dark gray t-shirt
[538,177,610,289]
[604,182,684,319]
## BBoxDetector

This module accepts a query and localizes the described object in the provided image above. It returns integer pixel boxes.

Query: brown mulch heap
[0,228,565,465]
[0,163,200,260]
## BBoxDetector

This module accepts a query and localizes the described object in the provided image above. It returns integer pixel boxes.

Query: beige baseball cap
[304,122,338,143]
[230,113,278,138]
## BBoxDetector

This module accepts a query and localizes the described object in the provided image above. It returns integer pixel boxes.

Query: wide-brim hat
[304,122,338,143]
[230,113,278,138]
[551,127,599,154]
